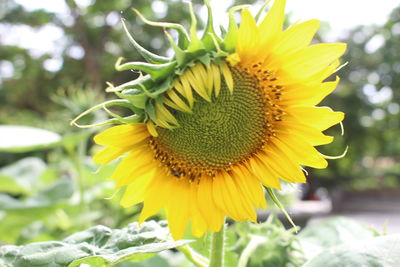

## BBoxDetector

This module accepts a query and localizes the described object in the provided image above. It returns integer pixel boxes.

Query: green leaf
[0,125,61,153]
[0,179,73,214]
[0,157,46,195]
[125,255,171,267]
[0,179,74,243]
[298,217,377,248]
[303,235,400,267]
[0,221,191,267]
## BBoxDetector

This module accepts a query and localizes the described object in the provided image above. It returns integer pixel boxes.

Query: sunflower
[78,0,346,240]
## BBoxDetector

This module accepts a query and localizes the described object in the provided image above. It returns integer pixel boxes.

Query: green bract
[71,1,254,128]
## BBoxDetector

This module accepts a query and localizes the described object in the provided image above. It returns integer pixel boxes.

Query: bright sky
[212,0,399,41]
[1,0,399,71]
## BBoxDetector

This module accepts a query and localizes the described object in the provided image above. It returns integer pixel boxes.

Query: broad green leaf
[0,179,73,213]
[0,221,191,267]
[0,157,46,195]
[121,255,171,267]
[0,179,74,243]
[298,217,377,248]
[303,235,400,267]
[0,125,61,153]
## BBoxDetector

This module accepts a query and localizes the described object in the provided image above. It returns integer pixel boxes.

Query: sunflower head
[74,0,346,240]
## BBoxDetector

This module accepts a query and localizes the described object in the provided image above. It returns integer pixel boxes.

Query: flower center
[150,64,274,178]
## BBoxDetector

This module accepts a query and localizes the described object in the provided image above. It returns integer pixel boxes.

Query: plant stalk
[209,218,226,267]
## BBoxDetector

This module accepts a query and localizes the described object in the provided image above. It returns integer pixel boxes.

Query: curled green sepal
[208,33,228,58]
[103,106,141,124]
[266,188,297,231]
[185,1,205,53]
[115,89,148,109]
[106,75,153,93]
[222,5,250,52]
[121,18,170,64]
[132,8,189,49]
[115,57,177,82]
[145,100,157,124]
[201,0,222,51]
[164,29,187,66]
[70,99,142,128]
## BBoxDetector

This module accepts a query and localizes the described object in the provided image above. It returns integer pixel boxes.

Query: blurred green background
[0,0,399,262]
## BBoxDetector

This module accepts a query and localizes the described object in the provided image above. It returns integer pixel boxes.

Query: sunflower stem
[209,218,226,267]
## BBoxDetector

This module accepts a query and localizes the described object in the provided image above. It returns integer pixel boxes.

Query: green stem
[178,245,209,267]
[68,137,89,222]
[209,218,226,267]
[76,139,87,212]
[237,235,265,267]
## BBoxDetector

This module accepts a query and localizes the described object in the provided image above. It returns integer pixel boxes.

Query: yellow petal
[205,63,214,97]
[139,170,170,223]
[283,43,347,80]
[185,69,211,102]
[155,102,178,126]
[93,146,131,165]
[249,156,282,189]
[233,165,267,209]
[189,183,207,237]
[274,135,328,169]
[193,64,211,95]
[197,176,224,232]
[119,170,154,208]
[278,117,335,146]
[177,76,194,107]
[258,0,286,47]
[259,149,306,183]
[211,63,222,97]
[166,89,192,113]
[281,76,340,106]
[221,61,233,94]
[225,172,257,221]
[146,120,158,137]
[213,172,251,221]
[273,19,320,55]
[94,124,148,147]
[112,149,155,187]
[237,8,259,60]
[287,107,344,131]
[166,178,191,240]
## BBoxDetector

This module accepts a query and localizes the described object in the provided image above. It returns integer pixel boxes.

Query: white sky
[212,0,399,41]
[1,0,399,69]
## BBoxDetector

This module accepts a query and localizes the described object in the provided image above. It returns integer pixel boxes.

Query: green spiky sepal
[71,1,252,129]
